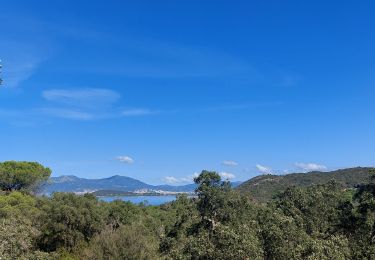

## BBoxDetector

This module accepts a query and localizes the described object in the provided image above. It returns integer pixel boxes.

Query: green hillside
[237,167,373,202]
[2,163,375,259]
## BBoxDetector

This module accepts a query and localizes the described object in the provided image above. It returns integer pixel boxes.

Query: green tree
[256,181,358,259]
[160,194,200,258]
[349,168,375,258]
[104,199,142,228]
[0,218,39,259]
[38,193,104,252]
[0,191,40,219]
[273,181,348,235]
[0,161,51,192]
[194,170,232,229]
[162,171,264,259]
[257,205,310,259]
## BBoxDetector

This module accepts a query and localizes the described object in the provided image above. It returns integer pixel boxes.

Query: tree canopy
[0,161,51,192]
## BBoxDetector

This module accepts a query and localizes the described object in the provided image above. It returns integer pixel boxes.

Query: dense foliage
[0,163,374,259]
[0,161,51,192]
[237,167,371,202]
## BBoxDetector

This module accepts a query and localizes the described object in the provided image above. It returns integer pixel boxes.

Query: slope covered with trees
[237,167,371,202]
[0,161,374,259]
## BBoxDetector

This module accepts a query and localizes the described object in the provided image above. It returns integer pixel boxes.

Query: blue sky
[1,0,375,184]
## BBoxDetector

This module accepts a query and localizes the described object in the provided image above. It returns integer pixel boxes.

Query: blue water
[99,195,177,205]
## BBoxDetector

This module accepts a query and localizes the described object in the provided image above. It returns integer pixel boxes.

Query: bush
[38,193,104,252]
[82,223,160,260]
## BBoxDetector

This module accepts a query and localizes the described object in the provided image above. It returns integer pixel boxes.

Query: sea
[99,195,177,206]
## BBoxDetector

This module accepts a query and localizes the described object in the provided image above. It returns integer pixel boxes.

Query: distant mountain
[42,175,242,195]
[237,167,373,202]
[42,175,151,194]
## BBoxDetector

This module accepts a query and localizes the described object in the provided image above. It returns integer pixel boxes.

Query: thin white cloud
[219,172,236,180]
[37,108,94,120]
[35,88,122,121]
[256,164,273,174]
[3,58,42,88]
[189,172,200,181]
[122,108,158,117]
[162,172,200,184]
[116,156,134,164]
[0,36,50,88]
[163,176,180,184]
[222,160,238,167]
[0,109,29,118]
[42,88,120,107]
[0,106,114,121]
[295,162,327,172]
[82,38,255,79]
[163,171,235,184]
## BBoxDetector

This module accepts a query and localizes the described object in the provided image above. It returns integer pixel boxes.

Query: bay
[98,195,177,205]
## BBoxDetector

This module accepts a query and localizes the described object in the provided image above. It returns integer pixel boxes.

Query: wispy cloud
[186,172,200,182]
[219,172,236,180]
[0,41,48,88]
[116,156,134,164]
[199,102,283,113]
[222,160,239,167]
[1,83,280,124]
[4,58,41,88]
[163,172,200,184]
[0,107,95,121]
[295,162,327,172]
[79,38,256,79]
[256,164,273,174]
[0,109,30,118]
[163,176,180,184]
[0,100,279,124]
[0,12,53,88]
[121,108,159,117]
[36,88,122,120]
[37,108,95,120]
[42,88,120,108]
[163,171,236,184]
[41,88,159,120]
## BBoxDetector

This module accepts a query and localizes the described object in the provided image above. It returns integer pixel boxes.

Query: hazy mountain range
[41,167,373,198]
[42,175,242,195]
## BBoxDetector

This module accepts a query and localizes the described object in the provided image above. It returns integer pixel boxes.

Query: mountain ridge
[44,175,186,194]
[237,167,373,202]
[42,175,242,194]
